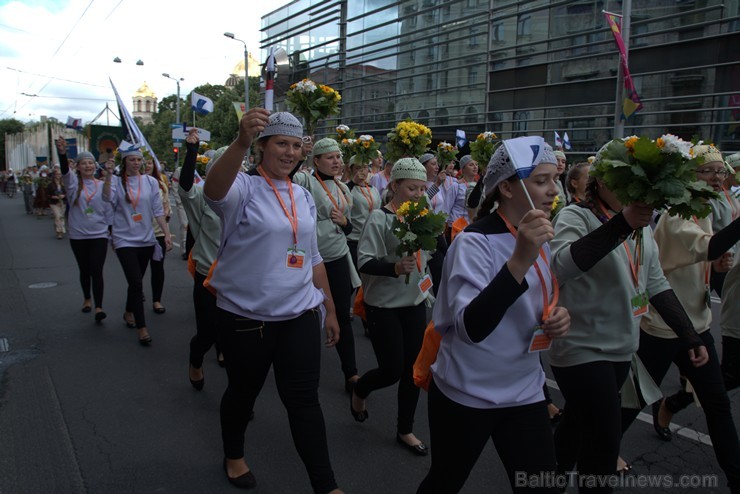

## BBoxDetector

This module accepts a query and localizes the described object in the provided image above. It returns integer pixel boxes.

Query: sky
[0,0,293,125]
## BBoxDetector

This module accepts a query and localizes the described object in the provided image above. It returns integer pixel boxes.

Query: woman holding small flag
[102,144,172,346]
[203,109,342,494]
[55,137,110,321]
[416,139,570,493]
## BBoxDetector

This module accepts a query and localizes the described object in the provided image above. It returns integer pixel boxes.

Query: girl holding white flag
[417,140,570,493]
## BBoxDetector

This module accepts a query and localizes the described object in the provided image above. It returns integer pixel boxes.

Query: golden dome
[134,81,156,98]
[231,53,262,78]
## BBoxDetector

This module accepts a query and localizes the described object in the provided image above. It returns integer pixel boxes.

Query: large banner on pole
[604,11,644,120]
[88,125,126,162]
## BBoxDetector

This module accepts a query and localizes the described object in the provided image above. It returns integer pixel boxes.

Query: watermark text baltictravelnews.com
[515,471,719,489]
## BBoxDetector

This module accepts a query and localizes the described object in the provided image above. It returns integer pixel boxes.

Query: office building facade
[261,0,739,158]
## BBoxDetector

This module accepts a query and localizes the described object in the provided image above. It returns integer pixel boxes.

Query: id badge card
[418,274,433,296]
[286,248,305,269]
[631,291,649,318]
[131,212,143,222]
[84,206,94,217]
[528,327,552,353]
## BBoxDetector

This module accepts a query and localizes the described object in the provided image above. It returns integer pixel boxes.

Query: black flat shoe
[123,313,136,328]
[396,434,429,456]
[223,458,256,489]
[81,305,92,313]
[350,391,368,422]
[189,365,204,391]
[138,335,152,346]
[153,305,166,314]
[652,401,672,442]
[95,311,107,322]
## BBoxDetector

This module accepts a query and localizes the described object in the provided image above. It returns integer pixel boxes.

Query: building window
[517,15,531,37]
[418,110,430,126]
[469,26,479,48]
[467,67,478,85]
[426,73,434,90]
[408,78,415,92]
[465,106,478,124]
[514,111,529,132]
[440,70,448,88]
[145,100,151,112]
[466,0,476,7]
[491,22,505,42]
[437,108,449,126]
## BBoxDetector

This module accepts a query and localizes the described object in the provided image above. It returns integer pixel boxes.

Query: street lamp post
[224,32,249,115]
[162,73,184,166]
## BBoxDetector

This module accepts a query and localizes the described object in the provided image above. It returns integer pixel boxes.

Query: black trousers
[69,237,108,308]
[552,360,631,493]
[355,303,426,435]
[324,257,357,380]
[417,379,557,493]
[621,330,740,492]
[115,246,153,329]
[189,271,219,368]
[218,307,337,494]
[148,236,166,303]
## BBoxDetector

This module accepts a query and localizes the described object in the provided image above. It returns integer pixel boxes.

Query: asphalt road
[0,193,737,493]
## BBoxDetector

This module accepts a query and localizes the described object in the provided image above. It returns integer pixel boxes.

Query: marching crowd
[6,107,740,494]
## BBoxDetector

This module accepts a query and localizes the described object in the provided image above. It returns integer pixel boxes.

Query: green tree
[0,118,26,170]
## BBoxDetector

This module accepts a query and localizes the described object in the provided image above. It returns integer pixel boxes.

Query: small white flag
[455,129,467,148]
[554,131,563,149]
[191,91,214,115]
[563,132,571,150]
[66,116,83,130]
[503,136,546,180]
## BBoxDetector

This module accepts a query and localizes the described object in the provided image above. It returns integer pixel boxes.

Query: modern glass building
[261,0,739,158]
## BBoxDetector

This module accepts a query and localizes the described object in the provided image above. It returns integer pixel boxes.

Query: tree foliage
[140,76,262,171]
[0,118,26,170]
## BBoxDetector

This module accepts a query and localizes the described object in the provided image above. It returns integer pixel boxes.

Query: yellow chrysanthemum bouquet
[435,141,458,168]
[386,119,432,163]
[469,131,500,172]
[392,196,446,283]
[349,135,381,166]
[286,79,341,137]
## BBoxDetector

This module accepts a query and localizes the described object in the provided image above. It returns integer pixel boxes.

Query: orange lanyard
[315,173,347,211]
[358,184,375,211]
[258,166,299,247]
[81,178,99,205]
[692,216,711,287]
[497,211,559,321]
[126,174,142,212]
[597,200,640,289]
[722,187,739,220]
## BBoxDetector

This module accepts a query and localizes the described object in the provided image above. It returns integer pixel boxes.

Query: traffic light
[173,147,179,162]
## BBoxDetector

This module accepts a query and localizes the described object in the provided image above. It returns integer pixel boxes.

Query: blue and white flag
[554,131,563,149]
[110,79,161,170]
[66,116,83,130]
[455,129,467,149]
[563,132,571,150]
[502,136,545,180]
[191,91,214,115]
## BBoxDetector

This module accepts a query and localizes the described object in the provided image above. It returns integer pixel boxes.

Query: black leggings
[218,307,337,494]
[621,331,740,492]
[115,246,153,329]
[69,238,108,308]
[324,257,357,379]
[149,236,166,303]
[189,272,219,368]
[354,303,426,435]
[417,380,557,493]
[552,360,631,493]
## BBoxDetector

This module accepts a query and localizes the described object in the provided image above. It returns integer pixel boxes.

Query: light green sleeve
[551,206,594,282]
